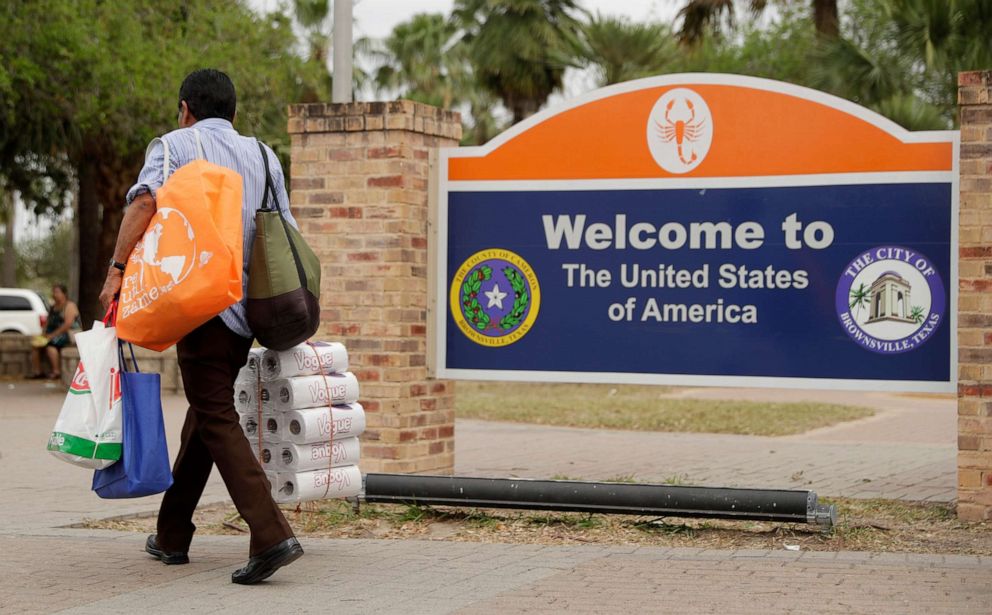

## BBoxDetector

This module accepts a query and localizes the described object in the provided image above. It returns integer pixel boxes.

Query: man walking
[99,69,302,584]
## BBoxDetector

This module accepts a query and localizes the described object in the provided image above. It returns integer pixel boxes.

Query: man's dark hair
[178,69,237,122]
[53,283,68,294]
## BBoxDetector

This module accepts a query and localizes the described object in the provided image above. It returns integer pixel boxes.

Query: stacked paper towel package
[234,342,364,504]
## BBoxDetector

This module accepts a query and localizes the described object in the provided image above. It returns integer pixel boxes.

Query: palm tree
[453,0,587,124]
[293,0,372,102]
[849,283,871,320]
[677,0,837,45]
[580,14,678,86]
[294,0,331,65]
[812,0,839,38]
[371,13,506,145]
[293,0,333,101]
[812,0,992,130]
[910,305,925,325]
[373,13,462,109]
[678,0,766,45]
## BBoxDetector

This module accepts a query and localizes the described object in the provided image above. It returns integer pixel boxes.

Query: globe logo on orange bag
[121,207,213,320]
[136,208,198,287]
[646,88,713,174]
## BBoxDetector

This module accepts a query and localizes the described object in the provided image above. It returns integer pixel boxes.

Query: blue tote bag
[92,344,173,498]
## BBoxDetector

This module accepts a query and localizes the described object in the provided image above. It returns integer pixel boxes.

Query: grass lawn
[455,381,874,436]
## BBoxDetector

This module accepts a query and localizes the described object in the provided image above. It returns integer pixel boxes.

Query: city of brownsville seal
[449,248,541,347]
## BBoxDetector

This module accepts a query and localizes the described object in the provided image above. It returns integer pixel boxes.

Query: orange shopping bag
[117,131,243,351]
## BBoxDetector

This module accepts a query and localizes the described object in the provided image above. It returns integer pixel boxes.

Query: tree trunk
[1,189,15,287]
[812,0,839,38]
[76,144,143,323]
[510,99,541,125]
[77,157,102,324]
[69,183,80,303]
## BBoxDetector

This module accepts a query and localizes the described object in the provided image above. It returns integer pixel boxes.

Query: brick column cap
[288,100,462,140]
[959,71,992,87]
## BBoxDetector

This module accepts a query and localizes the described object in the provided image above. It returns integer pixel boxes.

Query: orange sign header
[447,75,953,181]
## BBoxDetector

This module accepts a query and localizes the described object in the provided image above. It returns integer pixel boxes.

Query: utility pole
[332,0,353,103]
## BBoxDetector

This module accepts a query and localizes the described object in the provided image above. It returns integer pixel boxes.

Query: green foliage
[812,0,992,129]
[16,220,73,293]
[580,14,677,86]
[454,0,587,122]
[677,0,769,46]
[373,13,462,108]
[0,0,328,211]
[0,0,330,318]
[673,4,820,86]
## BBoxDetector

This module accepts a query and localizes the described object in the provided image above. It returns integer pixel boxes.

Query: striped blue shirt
[125,118,298,338]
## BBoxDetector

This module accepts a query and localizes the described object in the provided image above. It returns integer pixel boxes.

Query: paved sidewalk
[2,533,989,615]
[0,380,975,614]
[456,387,957,502]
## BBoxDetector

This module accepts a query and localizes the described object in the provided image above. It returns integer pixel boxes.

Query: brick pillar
[287,101,461,474]
[958,70,992,520]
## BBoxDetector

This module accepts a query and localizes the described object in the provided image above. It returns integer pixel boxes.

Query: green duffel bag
[246,141,321,350]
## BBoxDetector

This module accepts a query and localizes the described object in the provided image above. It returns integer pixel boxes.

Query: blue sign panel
[433,75,957,391]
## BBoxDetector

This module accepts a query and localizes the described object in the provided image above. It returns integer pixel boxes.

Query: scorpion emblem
[655,98,707,166]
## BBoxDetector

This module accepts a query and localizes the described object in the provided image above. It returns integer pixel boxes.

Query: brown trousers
[156,317,293,556]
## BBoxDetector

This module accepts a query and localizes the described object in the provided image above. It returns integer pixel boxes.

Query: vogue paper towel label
[286,343,343,373]
[310,413,357,439]
[312,467,354,492]
[303,381,349,405]
[308,439,356,464]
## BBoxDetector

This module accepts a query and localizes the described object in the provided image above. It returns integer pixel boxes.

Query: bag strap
[117,341,140,373]
[102,302,117,327]
[257,141,280,213]
[256,141,308,291]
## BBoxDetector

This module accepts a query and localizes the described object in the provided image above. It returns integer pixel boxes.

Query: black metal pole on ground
[363,474,836,528]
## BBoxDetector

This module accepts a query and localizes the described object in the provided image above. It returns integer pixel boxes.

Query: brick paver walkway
[2,533,989,615]
[456,387,957,502]
[0,380,978,614]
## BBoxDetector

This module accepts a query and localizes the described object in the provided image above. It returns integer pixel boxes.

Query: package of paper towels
[262,372,359,411]
[280,403,366,444]
[278,437,361,472]
[262,342,348,380]
[234,380,263,414]
[263,415,283,440]
[240,414,277,445]
[236,348,265,384]
[239,413,260,439]
[273,465,362,503]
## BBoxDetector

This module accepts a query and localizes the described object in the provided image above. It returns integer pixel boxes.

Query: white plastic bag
[46,321,123,469]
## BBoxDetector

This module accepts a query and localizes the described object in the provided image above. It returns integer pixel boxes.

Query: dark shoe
[231,537,303,585]
[145,534,189,565]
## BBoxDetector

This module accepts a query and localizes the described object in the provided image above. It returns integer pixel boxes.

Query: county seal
[450,249,541,347]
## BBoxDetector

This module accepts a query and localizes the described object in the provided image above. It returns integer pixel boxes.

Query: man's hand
[99,268,123,312]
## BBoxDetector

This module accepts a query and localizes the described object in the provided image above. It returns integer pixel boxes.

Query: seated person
[30,284,80,380]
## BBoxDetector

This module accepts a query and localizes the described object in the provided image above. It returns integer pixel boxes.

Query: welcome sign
[430,74,957,392]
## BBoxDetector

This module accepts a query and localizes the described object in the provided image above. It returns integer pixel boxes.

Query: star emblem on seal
[484,284,507,309]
